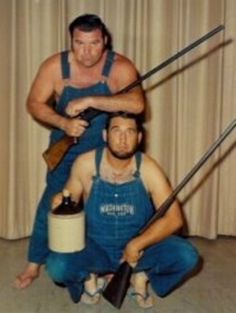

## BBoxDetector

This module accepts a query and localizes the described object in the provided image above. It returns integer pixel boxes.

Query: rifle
[42,25,224,171]
[102,118,236,309]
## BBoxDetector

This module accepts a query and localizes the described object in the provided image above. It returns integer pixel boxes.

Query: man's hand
[61,118,88,137]
[122,238,144,266]
[66,97,92,117]
[51,192,63,210]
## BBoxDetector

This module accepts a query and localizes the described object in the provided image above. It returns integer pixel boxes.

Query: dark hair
[69,14,112,49]
[105,111,144,132]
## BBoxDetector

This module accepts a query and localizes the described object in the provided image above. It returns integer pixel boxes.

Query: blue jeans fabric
[46,148,199,302]
[28,51,115,264]
[46,235,199,302]
[85,148,155,260]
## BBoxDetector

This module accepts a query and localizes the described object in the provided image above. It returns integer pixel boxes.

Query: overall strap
[60,50,114,79]
[95,146,104,176]
[134,151,142,177]
[102,50,115,77]
[61,50,70,79]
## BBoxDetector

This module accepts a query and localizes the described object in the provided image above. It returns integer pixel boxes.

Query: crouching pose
[47,112,199,308]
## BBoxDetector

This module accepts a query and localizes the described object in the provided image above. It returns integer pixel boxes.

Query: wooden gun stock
[42,136,75,171]
[103,118,236,309]
[42,108,102,171]
[102,262,132,309]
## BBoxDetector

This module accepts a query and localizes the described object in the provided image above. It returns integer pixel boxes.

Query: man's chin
[82,57,102,68]
[110,150,135,160]
[82,61,95,68]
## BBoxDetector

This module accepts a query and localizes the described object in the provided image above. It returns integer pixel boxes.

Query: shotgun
[102,118,236,309]
[42,25,224,171]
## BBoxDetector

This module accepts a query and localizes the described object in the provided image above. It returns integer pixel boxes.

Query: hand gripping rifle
[102,118,236,309]
[42,25,224,171]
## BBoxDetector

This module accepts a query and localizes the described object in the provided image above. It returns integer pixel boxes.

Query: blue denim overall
[28,50,115,263]
[85,147,155,265]
[46,147,199,303]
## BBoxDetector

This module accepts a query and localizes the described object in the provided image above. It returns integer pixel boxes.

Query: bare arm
[123,155,183,264]
[52,151,95,209]
[27,55,88,137]
[64,158,85,202]
[51,159,84,210]
[66,55,145,116]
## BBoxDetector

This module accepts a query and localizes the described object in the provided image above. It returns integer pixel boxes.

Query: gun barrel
[43,25,224,170]
[102,118,236,309]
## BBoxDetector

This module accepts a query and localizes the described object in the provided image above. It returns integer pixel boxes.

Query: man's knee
[181,243,200,273]
[46,254,68,282]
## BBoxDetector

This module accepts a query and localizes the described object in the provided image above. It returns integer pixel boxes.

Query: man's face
[104,117,142,160]
[71,28,106,67]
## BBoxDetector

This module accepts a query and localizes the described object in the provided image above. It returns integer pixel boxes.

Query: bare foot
[80,274,105,305]
[131,272,153,308]
[13,263,41,289]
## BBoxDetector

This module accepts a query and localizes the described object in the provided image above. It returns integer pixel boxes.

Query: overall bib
[85,147,155,265]
[46,148,199,303]
[28,50,115,263]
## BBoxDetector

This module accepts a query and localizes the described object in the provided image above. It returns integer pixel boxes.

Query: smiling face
[103,116,142,160]
[71,28,107,68]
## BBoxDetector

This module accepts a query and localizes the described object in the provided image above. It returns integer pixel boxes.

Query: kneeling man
[48,112,199,308]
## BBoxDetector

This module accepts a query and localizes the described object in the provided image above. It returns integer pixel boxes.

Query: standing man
[47,112,199,307]
[14,14,144,289]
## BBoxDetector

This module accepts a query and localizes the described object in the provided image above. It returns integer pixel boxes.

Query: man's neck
[105,148,133,171]
[100,148,136,184]
[70,50,107,71]
[68,51,107,87]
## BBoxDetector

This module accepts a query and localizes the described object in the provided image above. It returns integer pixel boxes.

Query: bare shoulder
[72,150,96,176]
[140,153,168,190]
[37,52,61,77]
[28,52,64,97]
[141,153,165,173]
[108,52,139,91]
[112,52,138,74]
[114,52,136,67]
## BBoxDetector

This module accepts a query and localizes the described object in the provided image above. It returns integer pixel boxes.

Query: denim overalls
[85,147,155,265]
[28,50,115,263]
[46,148,199,303]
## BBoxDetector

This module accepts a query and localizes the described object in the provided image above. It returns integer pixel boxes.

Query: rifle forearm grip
[78,108,103,121]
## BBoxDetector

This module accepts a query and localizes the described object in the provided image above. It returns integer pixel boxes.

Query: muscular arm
[63,151,94,202]
[90,88,144,113]
[52,152,95,209]
[27,55,88,137]
[66,54,145,116]
[27,55,66,128]
[63,159,85,203]
[124,155,183,263]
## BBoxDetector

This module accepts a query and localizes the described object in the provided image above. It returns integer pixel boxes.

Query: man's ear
[104,35,108,47]
[103,129,107,142]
